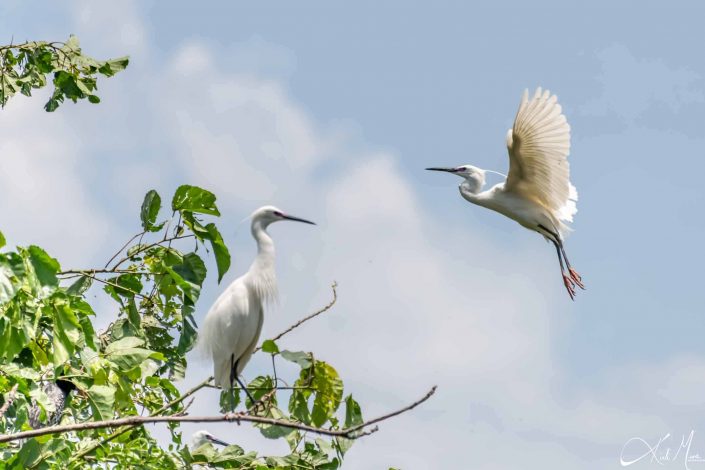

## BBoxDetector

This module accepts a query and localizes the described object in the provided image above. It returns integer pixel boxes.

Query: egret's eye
[273,211,283,217]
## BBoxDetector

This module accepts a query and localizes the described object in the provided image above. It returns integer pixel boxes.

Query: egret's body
[199,206,315,408]
[428,87,584,299]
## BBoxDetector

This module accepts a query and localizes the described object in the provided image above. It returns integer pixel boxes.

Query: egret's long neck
[459,175,484,202]
[247,221,278,303]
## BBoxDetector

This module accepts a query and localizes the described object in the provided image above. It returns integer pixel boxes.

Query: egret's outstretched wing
[505,88,576,221]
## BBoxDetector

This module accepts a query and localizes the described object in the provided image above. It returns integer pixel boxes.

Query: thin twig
[104,232,144,269]
[255,282,338,353]
[111,234,194,271]
[0,386,436,444]
[58,269,152,276]
[68,377,213,462]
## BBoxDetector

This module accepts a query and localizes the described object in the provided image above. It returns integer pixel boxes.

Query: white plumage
[199,205,315,407]
[427,87,585,299]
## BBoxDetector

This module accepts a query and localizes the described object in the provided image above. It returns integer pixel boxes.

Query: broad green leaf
[310,361,344,427]
[87,384,115,420]
[26,245,60,287]
[171,185,220,216]
[177,314,197,354]
[280,350,313,369]
[66,275,92,295]
[105,336,144,353]
[0,230,5,249]
[261,339,279,354]
[205,223,230,282]
[104,274,143,299]
[338,395,364,454]
[98,56,129,77]
[140,190,164,232]
[52,304,82,366]
[289,389,311,424]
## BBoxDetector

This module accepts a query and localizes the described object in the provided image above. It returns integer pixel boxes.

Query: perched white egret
[199,206,315,409]
[427,87,585,299]
[190,430,230,449]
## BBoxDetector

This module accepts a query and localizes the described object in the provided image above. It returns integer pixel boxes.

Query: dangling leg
[230,355,257,408]
[558,242,585,290]
[553,239,576,300]
[229,354,236,412]
[539,224,578,300]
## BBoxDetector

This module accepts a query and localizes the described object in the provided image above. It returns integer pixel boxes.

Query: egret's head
[426,165,486,183]
[191,430,229,449]
[250,205,316,228]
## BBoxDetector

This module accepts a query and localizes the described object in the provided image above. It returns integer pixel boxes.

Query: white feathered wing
[504,87,578,235]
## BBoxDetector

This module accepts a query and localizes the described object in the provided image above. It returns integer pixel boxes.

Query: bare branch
[255,282,338,353]
[68,376,213,462]
[0,386,436,444]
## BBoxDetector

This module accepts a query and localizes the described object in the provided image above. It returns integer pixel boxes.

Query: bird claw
[247,399,266,415]
[562,274,576,300]
[568,268,585,290]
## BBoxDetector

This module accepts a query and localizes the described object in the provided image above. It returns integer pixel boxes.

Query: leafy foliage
[0,36,413,470]
[0,35,128,111]
[0,186,367,469]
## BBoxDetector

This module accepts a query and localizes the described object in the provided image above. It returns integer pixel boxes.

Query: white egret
[190,430,230,449]
[427,87,585,299]
[199,206,315,410]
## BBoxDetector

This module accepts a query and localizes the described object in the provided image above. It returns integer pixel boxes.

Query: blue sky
[2,1,705,468]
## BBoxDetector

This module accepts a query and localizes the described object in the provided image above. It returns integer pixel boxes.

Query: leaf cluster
[0,35,128,111]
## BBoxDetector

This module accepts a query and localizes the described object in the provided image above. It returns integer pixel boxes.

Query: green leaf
[26,245,60,287]
[344,394,363,427]
[205,223,231,283]
[53,304,82,366]
[171,185,220,216]
[261,339,279,354]
[66,275,93,295]
[87,94,100,103]
[140,190,164,232]
[87,384,115,420]
[280,350,313,369]
[98,56,129,77]
[0,230,5,249]
[310,361,344,427]
[104,335,144,353]
[177,314,197,354]
[104,336,157,370]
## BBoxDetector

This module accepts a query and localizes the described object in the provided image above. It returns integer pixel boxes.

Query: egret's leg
[230,356,257,407]
[229,354,236,412]
[550,236,576,300]
[559,244,585,290]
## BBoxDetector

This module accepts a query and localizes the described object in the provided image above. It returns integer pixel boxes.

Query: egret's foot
[568,268,585,290]
[562,274,576,300]
[247,399,266,415]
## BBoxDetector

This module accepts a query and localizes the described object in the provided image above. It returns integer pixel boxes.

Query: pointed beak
[207,435,230,447]
[425,167,458,173]
[281,214,316,225]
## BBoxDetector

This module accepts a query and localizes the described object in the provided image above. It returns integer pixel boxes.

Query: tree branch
[68,376,213,462]
[255,282,338,353]
[0,386,436,444]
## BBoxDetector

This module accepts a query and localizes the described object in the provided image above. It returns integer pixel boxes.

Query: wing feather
[505,87,577,223]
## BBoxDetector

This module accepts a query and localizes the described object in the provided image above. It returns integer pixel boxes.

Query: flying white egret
[190,430,230,449]
[199,206,315,410]
[427,87,585,299]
